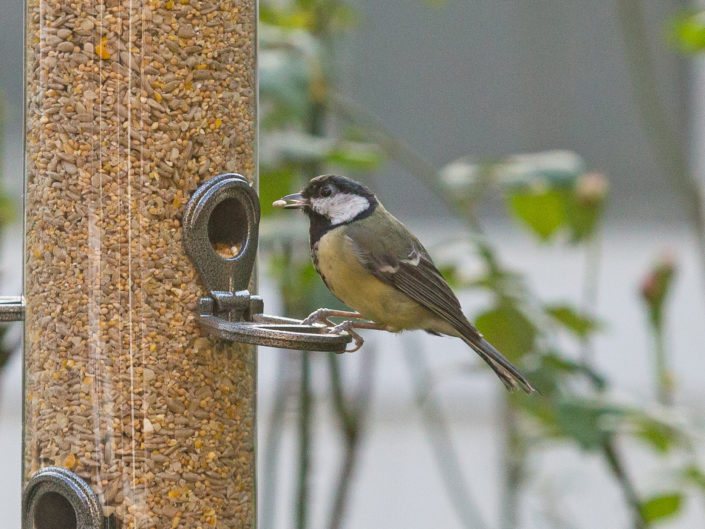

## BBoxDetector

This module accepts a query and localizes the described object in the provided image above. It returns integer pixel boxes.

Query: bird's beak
[272,192,310,209]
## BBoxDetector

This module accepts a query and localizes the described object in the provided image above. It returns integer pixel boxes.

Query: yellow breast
[314,228,432,331]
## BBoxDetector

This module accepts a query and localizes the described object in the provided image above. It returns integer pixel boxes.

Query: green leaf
[546,304,601,338]
[636,419,678,453]
[0,191,13,226]
[259,6,314,29]
[507,188,567,241]
[258,167,295,218]
[683,465,705,490]
[495,154,606,243]
[554,398,623,450]
[641,493,683,522]
[526,353,606,395]
[565,197,598,242]
[474,304,536,361]
[565,172,607,242]
[671,10,705,54]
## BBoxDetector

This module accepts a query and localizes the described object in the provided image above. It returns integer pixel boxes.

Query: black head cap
[301,175,377,203]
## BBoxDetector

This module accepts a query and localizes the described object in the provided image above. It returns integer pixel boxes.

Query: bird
[273,174,535,393]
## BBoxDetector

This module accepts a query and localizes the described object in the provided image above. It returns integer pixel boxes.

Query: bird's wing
[344,212,479,338]
[344,209,535,394]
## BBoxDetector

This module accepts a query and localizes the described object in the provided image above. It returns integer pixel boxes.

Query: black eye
[320,185,333,197]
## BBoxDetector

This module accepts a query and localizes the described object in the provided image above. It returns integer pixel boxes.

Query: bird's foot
[325,320,365,353]
[325,319,387,353]
[302,308,363,327]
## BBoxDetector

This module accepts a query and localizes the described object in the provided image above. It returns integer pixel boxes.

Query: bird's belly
[315,232,431,331]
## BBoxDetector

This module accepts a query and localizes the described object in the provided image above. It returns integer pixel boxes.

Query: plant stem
[260,354,295,529]
[403,337,489,529]
[499,396,525,529]
[616,0,705,279]
[295,350,312,529]
[652,324,672,405]
[602,437,649,529]
[577,245,649,528]
[580,232,602,363]
[326,350,376,529]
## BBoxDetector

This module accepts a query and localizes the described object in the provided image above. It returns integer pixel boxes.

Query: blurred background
[3,0,705,528]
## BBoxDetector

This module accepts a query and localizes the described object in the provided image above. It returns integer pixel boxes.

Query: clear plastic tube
[24,1,257,527]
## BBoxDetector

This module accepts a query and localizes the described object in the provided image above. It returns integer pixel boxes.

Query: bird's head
[273,175,377,225]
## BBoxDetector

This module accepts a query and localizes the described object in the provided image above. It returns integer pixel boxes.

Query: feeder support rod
[0,296,25,322]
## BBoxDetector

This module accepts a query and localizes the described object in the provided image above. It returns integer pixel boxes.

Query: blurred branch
[577,334,649,529]
[296,351,313,529]
[403,336,489,529]
[652,325,670,405]
[602,438,649,529]
[499,397,525,529]
[260,354,297,529]
[580,233,602,362]
[616,0,705,277]
[326,348,376,529]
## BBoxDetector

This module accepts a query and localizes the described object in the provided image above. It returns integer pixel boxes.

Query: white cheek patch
[311,193,370,225]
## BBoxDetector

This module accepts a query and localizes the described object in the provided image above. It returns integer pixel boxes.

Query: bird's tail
[461,333,536,394]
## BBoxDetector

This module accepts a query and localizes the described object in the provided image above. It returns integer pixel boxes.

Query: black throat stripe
[307,201,377,250]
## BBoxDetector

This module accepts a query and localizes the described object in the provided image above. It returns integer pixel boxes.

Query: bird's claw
[325,320,365,353]
[302,308,333,327]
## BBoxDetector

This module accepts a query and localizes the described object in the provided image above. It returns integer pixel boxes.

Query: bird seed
[24,0,257,527]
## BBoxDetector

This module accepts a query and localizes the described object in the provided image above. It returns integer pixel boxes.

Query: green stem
[653,324,672,405]
[500,396,525,529]
[602,437,649,529]
[328,353,355,436]
[580,232,602,363]
[295,351,312,529]
[326,350,376,529]
[260,355,295,529]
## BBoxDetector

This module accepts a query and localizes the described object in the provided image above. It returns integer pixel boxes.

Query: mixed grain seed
[24,0,256,527]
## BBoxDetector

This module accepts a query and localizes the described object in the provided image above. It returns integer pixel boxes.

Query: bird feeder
[21,0,258,527]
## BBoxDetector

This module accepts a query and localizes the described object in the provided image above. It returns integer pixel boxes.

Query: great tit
[273,174,535,393]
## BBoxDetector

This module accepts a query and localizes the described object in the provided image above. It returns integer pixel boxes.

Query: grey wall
[344,0,689,223]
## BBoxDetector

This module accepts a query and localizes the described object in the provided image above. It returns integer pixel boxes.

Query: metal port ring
[23,466,105,529]
[182,173,260,293]
[200,314,352,352]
